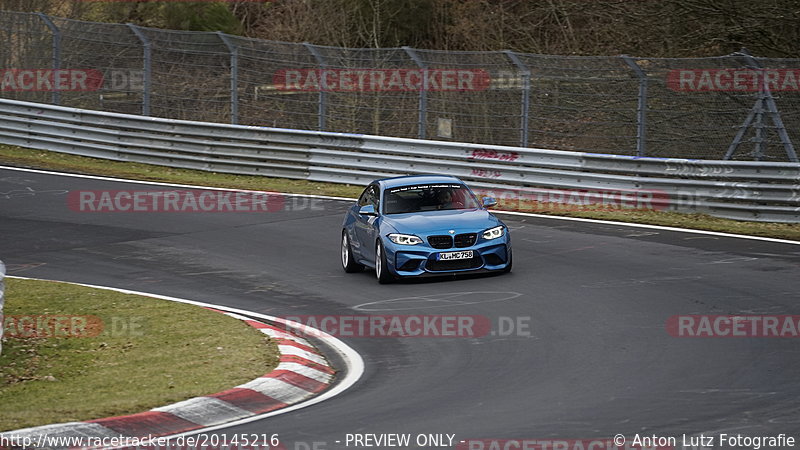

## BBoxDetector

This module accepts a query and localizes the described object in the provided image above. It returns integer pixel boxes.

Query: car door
[353,184,381,264]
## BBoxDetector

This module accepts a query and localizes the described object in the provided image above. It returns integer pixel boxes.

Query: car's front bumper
[384,238,511,277]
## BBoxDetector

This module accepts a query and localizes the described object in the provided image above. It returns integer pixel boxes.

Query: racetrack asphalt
[2,166,799,449]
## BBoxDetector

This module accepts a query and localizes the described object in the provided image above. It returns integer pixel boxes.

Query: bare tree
[1,0,796,57]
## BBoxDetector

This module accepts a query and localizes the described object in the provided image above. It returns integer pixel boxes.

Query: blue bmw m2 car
[341,175,512,283]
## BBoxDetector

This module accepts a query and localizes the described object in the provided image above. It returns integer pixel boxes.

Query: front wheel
[341,231,364,273]
[375,240,394,284]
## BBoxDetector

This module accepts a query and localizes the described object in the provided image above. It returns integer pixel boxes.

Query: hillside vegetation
[3,0,798,57]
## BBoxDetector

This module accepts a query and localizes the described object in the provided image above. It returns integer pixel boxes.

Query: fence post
[127,24,151,116]
[752,87,766,161]
[504,50,531,148]
[303,43,327,131]
[731,51,798,162]
[403,46,427,140]
[36,13,61,106]
[217,32,239,125]
[621,55,648,157]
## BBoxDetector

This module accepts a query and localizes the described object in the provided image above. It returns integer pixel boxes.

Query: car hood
[382,209,501,235]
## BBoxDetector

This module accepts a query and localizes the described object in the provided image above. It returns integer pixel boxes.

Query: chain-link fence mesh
[1,11,798,161]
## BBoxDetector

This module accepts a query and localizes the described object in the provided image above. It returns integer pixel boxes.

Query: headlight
[482,226,505,240]
[388,233,423,245]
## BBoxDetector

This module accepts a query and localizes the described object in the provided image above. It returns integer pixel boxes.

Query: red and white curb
[0,306,338,449]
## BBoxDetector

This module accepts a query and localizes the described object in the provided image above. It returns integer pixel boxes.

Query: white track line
[496,210,800,245]
[0,165,354,201]
[1,164,798,245]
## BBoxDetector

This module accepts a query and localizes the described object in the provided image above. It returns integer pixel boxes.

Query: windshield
[384,183,480,214]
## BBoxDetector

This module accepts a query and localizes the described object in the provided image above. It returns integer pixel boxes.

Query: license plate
[437,250,473,261]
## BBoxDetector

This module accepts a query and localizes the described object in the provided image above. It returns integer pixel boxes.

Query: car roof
[376,174,464,190]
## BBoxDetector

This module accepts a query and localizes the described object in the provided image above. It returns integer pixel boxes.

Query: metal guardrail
[2,11,799,162]
[0,98,798,222]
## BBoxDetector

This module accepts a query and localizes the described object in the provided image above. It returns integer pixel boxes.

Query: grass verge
[0,278,279,432]
[1,144,798,242]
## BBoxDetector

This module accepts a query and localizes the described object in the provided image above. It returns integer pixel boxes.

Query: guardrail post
[303,43,327,131]
[36,13,61,106]
[621,55,648,157]
[127,24,152,116]
[403,46,428,140]
[504,50,531,148]
[218,32,239,125]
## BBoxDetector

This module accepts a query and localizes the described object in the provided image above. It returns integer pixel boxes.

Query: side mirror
[482,197,498,208]
[359,204,378,216]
